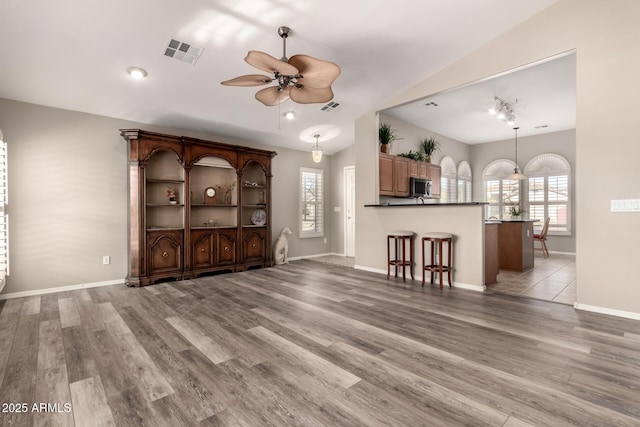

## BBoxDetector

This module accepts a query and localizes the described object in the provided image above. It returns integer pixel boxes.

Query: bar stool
[421,232,453,289]
[387,230,415,282]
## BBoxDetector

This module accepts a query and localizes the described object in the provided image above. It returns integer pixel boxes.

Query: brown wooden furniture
[387,230,415,282]
[121,129,276,286]
[379,153,441,198]
[484,222,500,285]
[421,232,453,289]
[534,217,551,258]
[498,220,536,272]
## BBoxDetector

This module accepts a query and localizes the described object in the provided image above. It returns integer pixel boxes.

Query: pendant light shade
[507,127,527,180]
[311,134,323,163]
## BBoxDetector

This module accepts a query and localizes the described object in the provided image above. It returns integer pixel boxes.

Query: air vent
[423,101,439,107]
[163,37,203,65]
[320,101,341,112]
[534,124,549,129]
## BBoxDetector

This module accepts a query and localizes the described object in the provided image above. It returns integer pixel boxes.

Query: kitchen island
[497,219,538,272]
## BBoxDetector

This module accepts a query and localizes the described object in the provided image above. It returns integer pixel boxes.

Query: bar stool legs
[421,233,453,289]
[386,231,415,282]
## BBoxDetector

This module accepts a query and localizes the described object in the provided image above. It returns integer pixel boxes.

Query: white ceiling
[384,53,576,144]
[0,0,562,154]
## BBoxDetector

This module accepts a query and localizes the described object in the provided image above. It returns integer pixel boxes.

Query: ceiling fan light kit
[221,26,340,106]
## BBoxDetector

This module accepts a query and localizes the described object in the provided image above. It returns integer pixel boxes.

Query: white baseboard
[547,250,576,255]
[354,265,485,292]
[574,302,640,321]
[0,279,124,300]
[289,252,345,261]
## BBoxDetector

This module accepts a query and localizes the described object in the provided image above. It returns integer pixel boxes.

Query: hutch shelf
[121,129,276,286]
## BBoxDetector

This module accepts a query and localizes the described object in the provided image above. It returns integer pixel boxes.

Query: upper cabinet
[379,153,441,198]
[121,129,276,287]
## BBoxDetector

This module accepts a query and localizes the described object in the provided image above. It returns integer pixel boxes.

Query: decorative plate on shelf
[250,208,267,225]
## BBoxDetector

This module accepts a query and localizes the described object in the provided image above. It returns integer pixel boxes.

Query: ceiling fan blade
[255,86,292,106]
[288,54,341,89]
[220,74,273,87]
[245,50,299,76]
[289,86,334,104]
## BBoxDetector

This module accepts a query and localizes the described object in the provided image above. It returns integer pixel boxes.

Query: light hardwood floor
[1,260,639,426]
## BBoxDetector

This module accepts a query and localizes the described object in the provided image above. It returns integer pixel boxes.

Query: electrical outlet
[103,256,111,265]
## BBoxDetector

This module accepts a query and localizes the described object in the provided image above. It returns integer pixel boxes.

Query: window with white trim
[482,159,520,219]
[457,161,472,202]
[0,136,8,292]
[300,168,324,238]
[439,156,457,203]
[524,153,571,235]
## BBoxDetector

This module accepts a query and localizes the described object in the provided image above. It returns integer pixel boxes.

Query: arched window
[439,156,457,203]
[482,159,520,219]
[457,161,472,202]
[524,153,571,235]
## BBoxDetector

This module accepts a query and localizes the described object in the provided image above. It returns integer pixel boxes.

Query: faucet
[415,196,425,205]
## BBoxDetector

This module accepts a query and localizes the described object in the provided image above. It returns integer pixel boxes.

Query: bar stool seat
[387,230,415,282]
[421,232,454,289]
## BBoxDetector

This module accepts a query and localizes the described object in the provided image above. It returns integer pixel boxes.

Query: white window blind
[457,161,472,202]
[482,159,520,218]
[439,156,457,203]
[0,138,8,292]
[300,168,324,238]
[524,153,571,234]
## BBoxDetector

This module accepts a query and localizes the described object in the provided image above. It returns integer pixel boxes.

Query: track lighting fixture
[489,96,516,126]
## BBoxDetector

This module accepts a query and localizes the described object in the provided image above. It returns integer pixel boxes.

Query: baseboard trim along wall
[354,265,486,292]
[288,252,345,261]
[0,279,124,300]
[574,302,640,321]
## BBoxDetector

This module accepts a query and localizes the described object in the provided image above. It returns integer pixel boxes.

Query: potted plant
[506,202,525,218]
[420,136,441,162]
[379,123,401,153]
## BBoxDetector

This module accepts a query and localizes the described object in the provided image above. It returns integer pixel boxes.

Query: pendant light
[311,134,323,163]
[507,127,527,180]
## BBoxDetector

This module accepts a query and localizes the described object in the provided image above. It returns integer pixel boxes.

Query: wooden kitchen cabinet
[429,164,441,198]
[378,153,410,197]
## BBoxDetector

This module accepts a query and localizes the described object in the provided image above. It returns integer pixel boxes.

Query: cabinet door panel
[148,232,182,273]
[394,157,411,197]
[379,154,394,196]
[216,230,237,265]
[192,232,214,268]
[243,229,266,261]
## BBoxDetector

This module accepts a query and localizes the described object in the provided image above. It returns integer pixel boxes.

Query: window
[457,161,472,202]
[482,159,520,218]
[300,168,324,237]
[524,153,571,235]
[0,137,7,292]
[439,156,457,203]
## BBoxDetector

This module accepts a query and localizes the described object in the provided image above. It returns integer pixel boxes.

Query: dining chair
[534,217,551,258]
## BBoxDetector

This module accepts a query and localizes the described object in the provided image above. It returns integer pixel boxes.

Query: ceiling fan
[221,26,340,106]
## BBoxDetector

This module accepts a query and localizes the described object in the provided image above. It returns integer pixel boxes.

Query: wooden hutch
[121,129,276,286]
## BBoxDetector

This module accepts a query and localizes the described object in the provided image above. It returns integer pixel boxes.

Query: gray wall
[329,145,354,255]
[470,129,576,253]
[0,97,335,295]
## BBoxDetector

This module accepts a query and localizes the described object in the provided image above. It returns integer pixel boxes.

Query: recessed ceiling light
[283,111,296,120]
[127,67,147,79]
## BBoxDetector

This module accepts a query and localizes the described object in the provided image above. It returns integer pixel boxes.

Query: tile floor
[487,253,576,305]
[311,253,577,306]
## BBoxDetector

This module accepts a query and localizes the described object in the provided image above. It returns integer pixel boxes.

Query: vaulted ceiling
[0,0,562,154]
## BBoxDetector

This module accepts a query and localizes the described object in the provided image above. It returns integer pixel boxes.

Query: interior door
[344,166,356,257]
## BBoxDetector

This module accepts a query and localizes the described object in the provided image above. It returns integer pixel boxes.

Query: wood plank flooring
[1,260,640,426]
